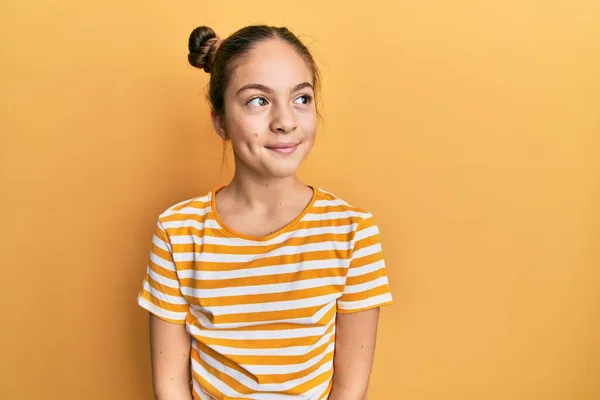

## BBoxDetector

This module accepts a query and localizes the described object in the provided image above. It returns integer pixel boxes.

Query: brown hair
[188,25,320,116]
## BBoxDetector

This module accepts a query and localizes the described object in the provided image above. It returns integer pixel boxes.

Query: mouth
[265,142,299,154]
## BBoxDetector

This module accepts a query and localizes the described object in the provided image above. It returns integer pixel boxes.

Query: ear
[211,109,228,140]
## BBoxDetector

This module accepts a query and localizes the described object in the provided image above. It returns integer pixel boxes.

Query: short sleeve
[337,214,393,313]
[137,218,189,324]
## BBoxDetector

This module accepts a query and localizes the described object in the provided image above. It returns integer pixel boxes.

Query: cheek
[299,112,318,139]
[226,112,265,143]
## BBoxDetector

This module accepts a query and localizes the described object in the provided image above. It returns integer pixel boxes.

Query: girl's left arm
[329,307,381,400]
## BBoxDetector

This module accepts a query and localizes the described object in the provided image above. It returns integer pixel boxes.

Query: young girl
[137,25,393,400]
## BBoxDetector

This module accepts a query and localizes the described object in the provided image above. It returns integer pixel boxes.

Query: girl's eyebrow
[237,83,273,95]
[292,82,314,92]
[236,82,314,96]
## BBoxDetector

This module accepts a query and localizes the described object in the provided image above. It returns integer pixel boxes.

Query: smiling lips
[265,142,299,154]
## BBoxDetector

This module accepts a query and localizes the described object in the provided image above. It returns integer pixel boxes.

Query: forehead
[228,39,314,91]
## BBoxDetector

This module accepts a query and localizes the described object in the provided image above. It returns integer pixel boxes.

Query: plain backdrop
[1,0,599,399]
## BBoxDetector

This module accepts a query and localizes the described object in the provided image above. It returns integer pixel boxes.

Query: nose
[269,102,297,134]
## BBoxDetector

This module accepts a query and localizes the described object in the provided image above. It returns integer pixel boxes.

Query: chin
[266,166,299,179]
[261,159,302,178]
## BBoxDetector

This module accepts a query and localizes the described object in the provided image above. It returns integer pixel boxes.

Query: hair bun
[188,26,220,73]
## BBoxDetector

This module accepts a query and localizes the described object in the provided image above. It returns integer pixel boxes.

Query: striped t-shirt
[137,187,393,399]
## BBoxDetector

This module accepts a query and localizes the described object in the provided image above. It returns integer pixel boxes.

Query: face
[212,39,318,179]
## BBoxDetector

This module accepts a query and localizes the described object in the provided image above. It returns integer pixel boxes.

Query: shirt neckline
[209,186,319,242]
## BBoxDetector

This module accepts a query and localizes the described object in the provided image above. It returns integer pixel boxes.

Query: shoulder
[314,187,374,223]
[315,189,384,252]
[155,190,214,228]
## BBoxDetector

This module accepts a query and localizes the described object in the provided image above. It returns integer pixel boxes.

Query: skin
[211,38,317,237]
[150,38,380,400]
[149,316,193,400]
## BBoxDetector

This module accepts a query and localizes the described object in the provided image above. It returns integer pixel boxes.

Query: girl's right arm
[149,314,193,400]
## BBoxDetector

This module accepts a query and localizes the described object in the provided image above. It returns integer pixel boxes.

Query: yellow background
[1,1,599,399]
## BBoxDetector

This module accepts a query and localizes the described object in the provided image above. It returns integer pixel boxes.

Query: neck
[227,163,307,209]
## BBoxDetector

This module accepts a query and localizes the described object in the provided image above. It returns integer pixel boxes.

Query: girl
[137,25,393,400]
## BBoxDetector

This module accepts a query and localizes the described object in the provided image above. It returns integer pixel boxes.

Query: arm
[329,308,381,400]
[149,314,193,400]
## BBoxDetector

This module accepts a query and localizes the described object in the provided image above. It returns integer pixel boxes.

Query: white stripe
[305,380,332,400]
[353,225,379,242]
[303,211,366,221]
[169,224,358,247]
[347,259,386,278]
[178,259,347,281]
[343,276,389,294]
[351,243,382,260]
[189,301,336,330]
[241,344,335,375]
[149,251,175,271]
[191,358,301,399]
[163,194,210,214]
[201,292,340,316]
[189,317,335,340]
[181,276,346,298]
[151,233,171,252]
[179,206,210,216]
[162,219,205,231]
[209,327,335,356]
[137,295,187,321]
[147,267,179,289]
[253,358,334,392]
[192,379,213,400]
[190,359,248,399]
[161,218,221,231]
[194,344,335,392]
[173,241,352,263]
[337,292,393,310]
[176,206,211,216]
[143,280,188,305]
[313,199,348,207]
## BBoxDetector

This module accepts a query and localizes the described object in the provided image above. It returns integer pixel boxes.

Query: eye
[247,97,268,107]
[293,95,313,105]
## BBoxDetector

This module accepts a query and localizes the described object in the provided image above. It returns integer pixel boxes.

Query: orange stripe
[318,379,334,399]
[192,300,337,326]
[175,249,351,272]
[162,200,210,217]
[353,233,381,251]
[349,252,383,268]
[193,344,255,381]
[345,269,388,286]
[186,284,343,307]
[150,243,175,261]
[171,232,352,255]
[287,370,333,395]
[195,304,326,325]
[356,215,376,229]
[252,352,334,384]
[139,289,188,313]
[201,304,338,332]
[192,322,335,349]
[191,368,248,400]
[309,204,360,214]
[165,216,364,238]
[217,336,335,367]
[147,257,177,278]
[144,274,184,298]
[180,267,345,290]
[337,300,393,314]
[338,285,391,303]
